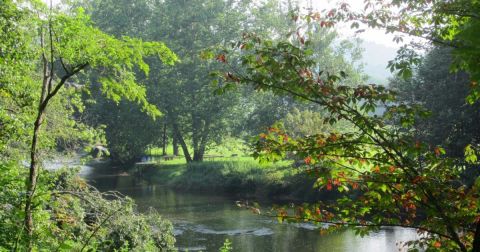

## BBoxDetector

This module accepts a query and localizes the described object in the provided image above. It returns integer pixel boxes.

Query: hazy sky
[305,0,403,49]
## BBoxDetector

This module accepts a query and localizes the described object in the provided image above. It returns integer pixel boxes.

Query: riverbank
[133,157,335,202]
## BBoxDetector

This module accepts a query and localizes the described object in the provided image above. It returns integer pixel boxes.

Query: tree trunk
[23,53,87,250]
[24,111,45,249]
[172,123,192,163]
[172,134,179,156]
[193,149,204,162]
[162,123,167,156]
[191,114,200,160]
[24,28,51,248]
[193,122,210,162]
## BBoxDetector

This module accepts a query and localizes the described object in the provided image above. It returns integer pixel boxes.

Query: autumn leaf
[304,156,312,165]
[216,54,227,63]
[388,166,396,172]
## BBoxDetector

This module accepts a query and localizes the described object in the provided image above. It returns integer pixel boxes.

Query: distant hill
[360,41,398,85]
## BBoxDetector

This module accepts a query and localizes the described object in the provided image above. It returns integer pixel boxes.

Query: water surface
[83,163,417,252]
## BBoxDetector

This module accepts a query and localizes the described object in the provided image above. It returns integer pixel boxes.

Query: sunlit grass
[147,137,250,158]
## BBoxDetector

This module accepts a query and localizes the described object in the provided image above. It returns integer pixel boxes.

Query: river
[80,161,418,252]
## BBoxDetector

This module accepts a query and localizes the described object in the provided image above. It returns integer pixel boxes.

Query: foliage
[219,239,233,252]
[85,98,163,164]
[213,13,480,251]
[78,0,247,163]
[321,0,480,103]
[0,0,38,159]
[0,166,176,251]
[227,0,366,139]
[0,0,177,249]
[390,47,480,159]
[81,0,366,163]
[280,107,351,138]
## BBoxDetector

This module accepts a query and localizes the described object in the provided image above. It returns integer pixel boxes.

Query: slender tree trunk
[24,111,46,249]
[23,54,87,251]
[191,114,200,160]
[24,28,51,248]
[172,134,179,156]
[162,123,167,156]
[172,123,192,163]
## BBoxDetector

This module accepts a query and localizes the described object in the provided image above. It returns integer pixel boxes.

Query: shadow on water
[83,161,418,252]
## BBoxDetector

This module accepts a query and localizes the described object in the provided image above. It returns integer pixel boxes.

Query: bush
[0,165,176,251]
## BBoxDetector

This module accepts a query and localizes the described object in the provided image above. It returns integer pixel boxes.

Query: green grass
[140,138,334,201]
[136,158,329,201]
[147,137,249,158]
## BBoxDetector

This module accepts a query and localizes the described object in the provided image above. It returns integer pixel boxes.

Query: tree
[0,1,177,248]
[150,0,253,162]
[390,47,480,159]
[225,0,366,139]
[75,0,168,163]
[321,0,480,103]
[214,13,480,251]
[79,0,248,163]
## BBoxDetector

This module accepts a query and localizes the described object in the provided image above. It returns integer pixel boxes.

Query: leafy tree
[214,14,480,251]
[80,0,248,163]
[280,108,339,138]
[227,0,366,139]
[76,0,168,163]
[0,0,177,248]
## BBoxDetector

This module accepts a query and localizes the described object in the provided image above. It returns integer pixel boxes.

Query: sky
[304,0,403,49]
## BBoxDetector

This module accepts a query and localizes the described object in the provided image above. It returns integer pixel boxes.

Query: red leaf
[216,54,226,63]
[352,182,359,190]
[304,156,312,165]
[415,140,421,148]
[326,179,333,191]
[333,178,340,186]
[388,166,396,172]
[326,183,332,191]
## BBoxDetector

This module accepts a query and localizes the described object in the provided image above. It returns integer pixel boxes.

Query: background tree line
[77,0,365,164]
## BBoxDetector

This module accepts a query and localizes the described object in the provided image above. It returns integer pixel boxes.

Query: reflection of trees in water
[88,165,417,252]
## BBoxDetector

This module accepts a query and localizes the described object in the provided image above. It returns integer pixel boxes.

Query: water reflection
[85,165,418,252]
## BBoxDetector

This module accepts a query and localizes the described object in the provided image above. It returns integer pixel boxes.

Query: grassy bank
[136,157,333,202]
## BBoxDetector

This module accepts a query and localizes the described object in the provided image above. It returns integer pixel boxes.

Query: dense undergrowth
[0,164,176,251]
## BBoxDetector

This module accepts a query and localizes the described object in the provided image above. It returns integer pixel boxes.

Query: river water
[80,161,418,252]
